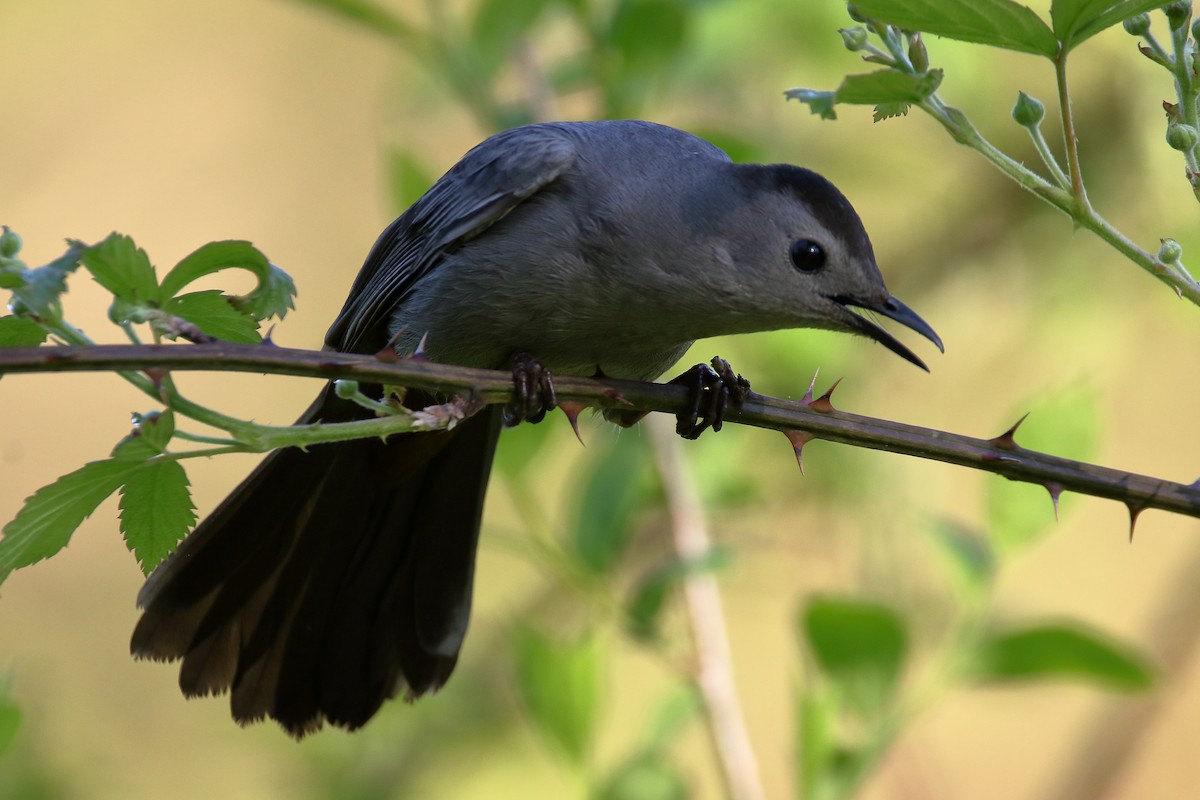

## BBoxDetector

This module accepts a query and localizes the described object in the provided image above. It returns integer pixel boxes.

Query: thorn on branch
[808,378,842,414]
[989,413,1029,450]
[559,401,586,446]
[783,429,816,475]
[1045,481,1064,521]
[1126,502,1145,541]
[800,370,819,405]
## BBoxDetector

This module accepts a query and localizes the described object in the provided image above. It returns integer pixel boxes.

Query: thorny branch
[2,342,1198,526]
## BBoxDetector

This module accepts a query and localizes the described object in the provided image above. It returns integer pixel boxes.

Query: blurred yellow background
[1,1,1199,798]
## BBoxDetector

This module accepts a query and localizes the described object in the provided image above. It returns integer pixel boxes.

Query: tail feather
[131,386,502,736]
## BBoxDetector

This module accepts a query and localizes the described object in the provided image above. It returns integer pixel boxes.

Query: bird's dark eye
[790,239,826,272]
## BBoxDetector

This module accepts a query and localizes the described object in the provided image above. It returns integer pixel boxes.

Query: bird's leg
[503,351,557,427]
[606,356,750,438]
[669,356,750,440]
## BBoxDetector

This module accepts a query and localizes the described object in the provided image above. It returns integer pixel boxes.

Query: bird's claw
[671,356,750,440]
[504,351,557,426]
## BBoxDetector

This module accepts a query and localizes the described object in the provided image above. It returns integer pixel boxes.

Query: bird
[130,119,942,737]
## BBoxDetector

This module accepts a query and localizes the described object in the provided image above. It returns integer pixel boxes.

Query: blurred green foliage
[2,0,1193,798]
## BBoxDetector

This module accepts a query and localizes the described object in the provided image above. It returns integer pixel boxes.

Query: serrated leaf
[470,0,553,73]
[118,460,195,573]
[801,596,909,716]
[572,434,651,573]
[512,626,602,766]
[134,409,176,453]
[81,233,159,304]
[596,751,688,800]
[0,459,149,584]
[387,147,435,213]
[873,101,911,121]
[163,291,261,343]
[852,0,1058,57]
[1051,0,1165,49]
[8,242,86,317]
[836,69,943,105]
[969,622,1154,691]
[158,240,295,322]
[787,89,839,120]
[0,316,47,347]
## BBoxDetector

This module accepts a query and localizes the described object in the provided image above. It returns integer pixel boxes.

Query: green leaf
[0,316,47,347]
[851,0,1058,56]
[494,414,556,480]
[81,233,159,304]
[0,459,149,584]
[642,687,700,750]
[787,70,942,120]
[470,0,553,73]
[158,240,295,322]
[136,409,175,453]
[796,687,835,800]
[836,69,943,105]
[626,547,731,641]
[787,89,839,120]
[163,291,262,343]
[926,518,996,599]
[288,0,420,44]
[987,386,1099,552]
[1051,0,1166,49]
[801,596,909,715]
[596,751,688,800]
[572,435,651,573]
[119,460,195,573]
[0,672,20,758]
[7,241,86,318]
[608,0,689,69]
[512,626,602,766]
[386,147,435,214]
[969,622,1154,691]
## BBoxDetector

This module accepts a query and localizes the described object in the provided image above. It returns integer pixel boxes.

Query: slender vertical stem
[1054,50,1089,207]
[646,417,766,800]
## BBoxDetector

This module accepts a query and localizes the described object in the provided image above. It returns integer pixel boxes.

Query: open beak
[832,294,944,371]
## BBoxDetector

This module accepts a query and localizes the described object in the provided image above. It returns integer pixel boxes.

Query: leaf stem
[1054,50,1089,206]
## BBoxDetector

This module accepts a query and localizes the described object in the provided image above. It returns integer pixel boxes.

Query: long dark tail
[130,385,502,737]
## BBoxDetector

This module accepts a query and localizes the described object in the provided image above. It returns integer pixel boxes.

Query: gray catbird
[131,120,941,736]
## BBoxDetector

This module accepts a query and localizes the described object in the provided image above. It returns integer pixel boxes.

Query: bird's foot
[670,356,750,440]
[504,351,557,426]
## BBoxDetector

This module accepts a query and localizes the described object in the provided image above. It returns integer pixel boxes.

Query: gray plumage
[131,120,940,737]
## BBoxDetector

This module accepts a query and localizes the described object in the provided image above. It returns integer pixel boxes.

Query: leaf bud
[334,379,360,399]
[1165,2,1191,30]
[1122,13,1151,36]
[846,3,866,23]
[1166,122,1198,151]
[908,33,929,72]
[1158,238,1183,264]
[839,26,869,51]
[0,226,21,258]
[1011,91,1045,127]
